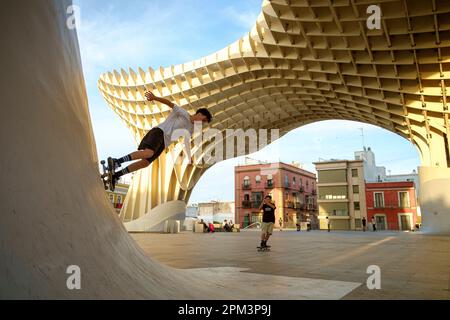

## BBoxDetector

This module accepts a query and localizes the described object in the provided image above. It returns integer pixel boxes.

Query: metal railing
[243,222,261,230]
[242,201,252,208]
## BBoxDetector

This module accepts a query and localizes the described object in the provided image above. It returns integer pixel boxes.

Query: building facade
[314,160,367,231]
[235,162,317,229]
[197,201,235,224]
[354,147,387,182]
[106,182,129,214]
[366,181,418,231]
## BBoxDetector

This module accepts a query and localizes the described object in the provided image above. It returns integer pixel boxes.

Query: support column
[418,166,450,234]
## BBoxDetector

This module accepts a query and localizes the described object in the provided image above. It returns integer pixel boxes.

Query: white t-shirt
[156,105,193,147]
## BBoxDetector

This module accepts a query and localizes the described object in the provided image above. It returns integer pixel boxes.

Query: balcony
[242,201,252,208]
[252,202,261,208]
[265,181,274,189]
[374,204,411,209]
[326,210,349,217]
[242,183,251,190]
[284,182,290,189]
[294,202,302,209]
[318,195,348,201]
[286,201,295,208]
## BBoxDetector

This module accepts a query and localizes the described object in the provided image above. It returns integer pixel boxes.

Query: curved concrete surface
[0,0,363,300]
[0,0,222,299]
[0,0,405,299]
[124,201,187,232]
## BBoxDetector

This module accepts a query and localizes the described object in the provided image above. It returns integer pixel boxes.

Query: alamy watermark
[366,265,381,290]
[367,5,382,30]
[170,123,280,167]
[66,5,81,30]
[66,265,81,290]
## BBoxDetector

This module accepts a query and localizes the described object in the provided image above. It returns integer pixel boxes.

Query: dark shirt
[262,203,276,223]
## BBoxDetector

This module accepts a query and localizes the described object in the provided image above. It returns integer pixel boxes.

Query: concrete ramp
[124,201,186,232]
[0,0,208,299]
[0,0,362,299]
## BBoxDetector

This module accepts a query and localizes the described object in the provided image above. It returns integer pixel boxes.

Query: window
[255,175,261,183]
[399,191,410,208]
[293,177,296,185]
[374,192,384,208]
[318,169,347,183]
[353,185,359,194]
[351,169,358,177]
[109,194,114,204]
[252,192,263,206]
[243,194,250,201]
[243,176,250,188]
[117,195,122,204]
[267,174,273,187]
[284,175,289,187]
[318,185,348,200]
[354,202,360,210]
[300,178,303,187]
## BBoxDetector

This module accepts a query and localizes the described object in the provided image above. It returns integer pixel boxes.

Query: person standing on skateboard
[107,91,212,188]
[259,195,276,249]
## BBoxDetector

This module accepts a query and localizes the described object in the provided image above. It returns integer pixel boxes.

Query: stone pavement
[132,230,450,300]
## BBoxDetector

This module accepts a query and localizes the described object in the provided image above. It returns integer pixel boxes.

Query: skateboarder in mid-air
[258,195,276,250]
[105,91,212,189]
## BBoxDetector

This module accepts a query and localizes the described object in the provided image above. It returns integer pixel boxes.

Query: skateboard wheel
[101,160,105,164]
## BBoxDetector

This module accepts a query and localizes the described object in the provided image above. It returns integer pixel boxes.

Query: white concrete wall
[418,166,450,234]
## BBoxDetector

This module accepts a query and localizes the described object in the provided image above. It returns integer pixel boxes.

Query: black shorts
[138,127,165,164]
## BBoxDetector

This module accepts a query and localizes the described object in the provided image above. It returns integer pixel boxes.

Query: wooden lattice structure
[98,0,450,222]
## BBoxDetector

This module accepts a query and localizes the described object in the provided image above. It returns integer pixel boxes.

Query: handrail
[243,222,261,229]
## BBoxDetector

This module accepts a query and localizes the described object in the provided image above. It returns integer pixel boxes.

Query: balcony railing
[374,204,411,209]
[242,183,251,190]
[294,202,302,209]
[242,201,252,208]
[323,211,349,217]
[284,182,290,188]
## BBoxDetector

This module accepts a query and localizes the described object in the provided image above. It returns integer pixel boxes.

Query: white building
[354,147,386,182]
[188,201,235,224]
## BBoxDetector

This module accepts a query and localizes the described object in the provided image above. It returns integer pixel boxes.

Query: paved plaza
[132,230,450,300]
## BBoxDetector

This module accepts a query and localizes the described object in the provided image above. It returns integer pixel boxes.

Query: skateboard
[257,246,271,252]
[100,157,117,191]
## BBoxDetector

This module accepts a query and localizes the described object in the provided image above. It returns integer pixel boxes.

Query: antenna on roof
[359,128,365,149]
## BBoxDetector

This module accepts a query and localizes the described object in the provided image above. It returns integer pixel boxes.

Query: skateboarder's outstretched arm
[145,91,175,108]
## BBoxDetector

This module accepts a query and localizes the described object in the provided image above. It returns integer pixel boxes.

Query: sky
[74,0,420,204]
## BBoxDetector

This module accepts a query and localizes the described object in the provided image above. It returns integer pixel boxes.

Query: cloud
[224,6,259,29]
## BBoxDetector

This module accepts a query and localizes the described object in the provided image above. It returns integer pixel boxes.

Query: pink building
[235,162,318,229]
